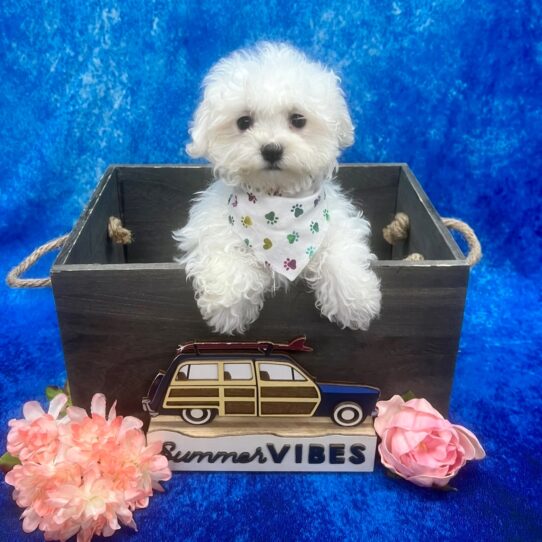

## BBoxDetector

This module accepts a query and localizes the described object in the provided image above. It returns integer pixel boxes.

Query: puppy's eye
[237,115,253,131]
[290,113,306,129]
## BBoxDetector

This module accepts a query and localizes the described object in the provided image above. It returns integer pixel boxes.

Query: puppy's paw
[315,268,381,331]
[193,266,268,334]
[201,298,262,335]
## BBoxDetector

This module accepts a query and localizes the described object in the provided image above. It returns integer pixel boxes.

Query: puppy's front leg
[175,183,272,335]
[304,223,381,331]
[187,248,271,335]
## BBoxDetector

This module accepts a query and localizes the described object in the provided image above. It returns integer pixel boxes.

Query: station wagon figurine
[142,337,380,427]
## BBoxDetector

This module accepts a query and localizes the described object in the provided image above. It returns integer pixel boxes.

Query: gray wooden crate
[51,164,468,417]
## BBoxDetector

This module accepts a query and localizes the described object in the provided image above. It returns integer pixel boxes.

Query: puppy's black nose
[261,143,283,164]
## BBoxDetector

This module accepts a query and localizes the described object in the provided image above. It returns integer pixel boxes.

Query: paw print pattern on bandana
[228,194,238,207]
[265,211,279,225]
[287,231,299,244]
[228,186,328,281]
[291,204,304,217]
[283,258,297,271]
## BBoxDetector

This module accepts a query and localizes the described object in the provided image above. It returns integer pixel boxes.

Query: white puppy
[174,43,381,334]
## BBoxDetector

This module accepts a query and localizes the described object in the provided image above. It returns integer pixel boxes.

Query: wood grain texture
[112,164,400,263]
[224,402,256,415]
[51,262,468,418]
[224,389,255,397]
[117,166,211,264]
[260,403,316,415]
[393,166,465,260]
[51,164,469,418]
[148,414,376,438]
[58,167,126,266]
[336,164,400,259]
[260,387,319,398]
[168,389,219,397]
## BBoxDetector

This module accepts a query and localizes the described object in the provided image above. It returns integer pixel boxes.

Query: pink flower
[5,460,81,513]
[61,393,143,466]
[374,395,485,488]
[4,392,171,542]
[47,467,136,537]
[100,429,171,501]
[7,394,68,463]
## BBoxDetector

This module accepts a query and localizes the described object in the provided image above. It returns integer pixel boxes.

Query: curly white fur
[174,42,381,334]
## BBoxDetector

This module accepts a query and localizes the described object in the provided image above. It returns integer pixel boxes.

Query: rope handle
[441,218,482,265]
[6,212,480,289]
[383,212,482,265]
[5,217,132,289]
[6,234,69,288]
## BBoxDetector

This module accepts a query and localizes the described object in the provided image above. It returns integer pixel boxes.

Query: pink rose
[374,395,485,488]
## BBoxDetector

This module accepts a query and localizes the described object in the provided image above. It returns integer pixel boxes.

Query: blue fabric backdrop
[1,1,541,540]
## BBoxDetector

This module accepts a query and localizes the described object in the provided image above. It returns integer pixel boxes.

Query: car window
[224,363,253,380]
[177,363,218,381]
[176,365,189,380]
[259,363,306,381]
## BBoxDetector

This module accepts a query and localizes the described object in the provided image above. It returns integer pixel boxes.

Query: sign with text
[147,416,377,472]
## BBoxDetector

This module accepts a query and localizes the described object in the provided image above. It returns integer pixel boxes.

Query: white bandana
[227,185,330,280]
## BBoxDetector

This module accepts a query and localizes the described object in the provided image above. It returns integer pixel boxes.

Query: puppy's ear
[186,100,211,158]
[336,95,355,149]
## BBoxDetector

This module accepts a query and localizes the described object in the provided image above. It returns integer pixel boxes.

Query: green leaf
[385,469,458,491]
[45,383,72,407]
[45,383,72,417]
[0,452,21,474]
[45,386,64,401]
[434,483,458,492]
[401,390,416,402]
[385,469,402,480]
[63,381,72,401]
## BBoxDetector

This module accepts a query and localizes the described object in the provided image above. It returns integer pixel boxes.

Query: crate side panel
[118,166,212,264]
[337,165,400,260]
[119,165,400,264]
[302,264,469,414]
[52,263,467,417]
[51,267,200,418]
[64,169,126,265]
[394,168,460,260]
[253,264,468,415]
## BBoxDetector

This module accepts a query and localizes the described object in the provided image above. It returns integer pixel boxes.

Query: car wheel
[332,402,364,427]
[181,408,216,425]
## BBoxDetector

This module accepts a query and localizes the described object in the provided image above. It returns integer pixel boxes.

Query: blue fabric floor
[1,1,541,540]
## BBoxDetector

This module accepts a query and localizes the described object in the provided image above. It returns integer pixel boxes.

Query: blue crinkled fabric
[1,1,541,540]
